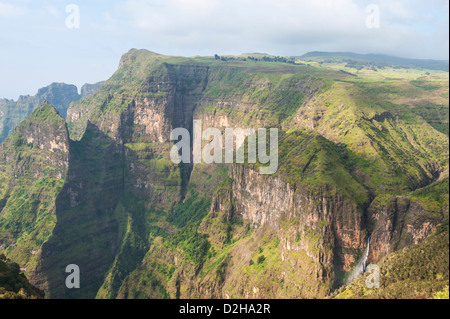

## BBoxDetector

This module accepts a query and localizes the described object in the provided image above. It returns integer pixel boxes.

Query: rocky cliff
[0,102,70,281]
[368,177,449,264]
[0,49,448,299]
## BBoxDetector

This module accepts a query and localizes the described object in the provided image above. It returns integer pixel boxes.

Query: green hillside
[0,254,44,299]
[0,49,448,299]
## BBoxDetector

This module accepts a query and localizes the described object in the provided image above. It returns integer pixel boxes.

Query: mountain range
[0,49,448,299]
[0,81,104,144]
[299,52,450,72]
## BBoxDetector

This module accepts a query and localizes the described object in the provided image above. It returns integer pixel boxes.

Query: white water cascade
[346,236,371,285]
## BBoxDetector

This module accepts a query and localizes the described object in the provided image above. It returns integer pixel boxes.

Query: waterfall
[361,236,370,273]
[346,236,371,285]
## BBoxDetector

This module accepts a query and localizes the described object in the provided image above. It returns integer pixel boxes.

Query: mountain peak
[118,48,166,69]
[28,100,63,123]
[127,48,162,56]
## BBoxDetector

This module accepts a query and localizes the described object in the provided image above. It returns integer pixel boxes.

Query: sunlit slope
[0,49,446,299]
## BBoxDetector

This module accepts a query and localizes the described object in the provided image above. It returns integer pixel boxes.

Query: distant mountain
[81,81,105,98]
[0,81,104,143]
[299,51,449,72]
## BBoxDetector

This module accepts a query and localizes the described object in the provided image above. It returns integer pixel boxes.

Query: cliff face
[0,102,70,282]
[333,230,449,299]
[368,178,449,264]
[0,83,79,144]
[1,49,448,299]
[34,121,125,298]
[229,164,366,269]
[58,51,450,298]
[206,164,365,298]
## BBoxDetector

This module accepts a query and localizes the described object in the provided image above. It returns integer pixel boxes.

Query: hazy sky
[0,0,448,99]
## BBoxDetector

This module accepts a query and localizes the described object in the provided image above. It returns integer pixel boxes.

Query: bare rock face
[194,163,368,298]
[368,195,446,263]
[220,164,366,293]
[0,101,70,180]
[127,98,171,143]
[230,164,293,229]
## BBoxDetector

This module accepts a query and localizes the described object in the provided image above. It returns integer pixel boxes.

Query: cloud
[44,5,60,18]
[0,2,27,17]
[0,0,448,100]
[120,0,365,37]
[113,0,448,59]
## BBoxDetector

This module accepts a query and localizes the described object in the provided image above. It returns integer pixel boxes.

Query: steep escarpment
[62,50,358,298]
[333,228,449,299]
[1,49,448,299]
[212,163,365,297]
[197,129,371,297]
[0,102,70,282]
[66,50,448,298]
[113,139,368,299]
[0,83,79,143]
[32,121,126,298]
[368,177,449,263]
[286,72,449,267]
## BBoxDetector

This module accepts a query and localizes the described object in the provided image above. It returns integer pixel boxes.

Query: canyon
[0,49,448,299]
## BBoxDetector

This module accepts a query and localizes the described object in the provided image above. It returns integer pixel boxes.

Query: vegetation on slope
[300,52,449,72]
[0,254,44,299]
[0,102,69,281]
[68,50,450,299]
[333,227,449,299]
[0,83,81,143]
[0,49,447,299]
